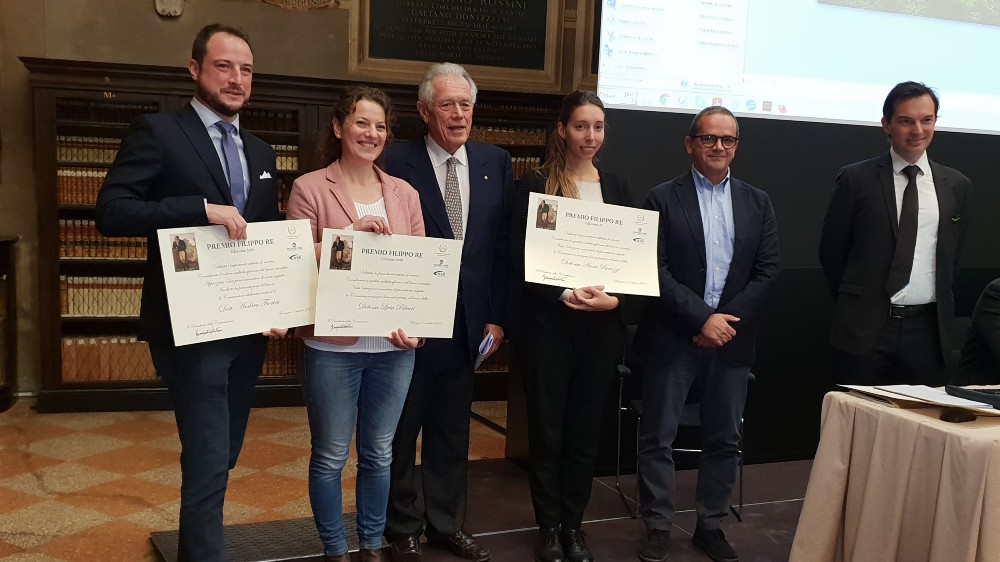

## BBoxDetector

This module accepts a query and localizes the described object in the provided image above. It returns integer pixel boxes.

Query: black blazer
[819,152,972,358]
[383,139,515,359]
[509,169,632,334]
[635,171,781,368]
[952,278,1000,385]
[96,103,280,344]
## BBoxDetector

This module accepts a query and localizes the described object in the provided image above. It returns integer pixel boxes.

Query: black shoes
[535,527,565,562]
[692,528,738,562]
[427,530,491,561]
[389,535,422,562]
[561,528,593,562]
[637,528,670,562]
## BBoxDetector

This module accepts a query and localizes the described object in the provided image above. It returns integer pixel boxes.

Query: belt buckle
[889,305,905,319]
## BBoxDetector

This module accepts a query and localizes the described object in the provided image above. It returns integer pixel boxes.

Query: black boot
[561,528,593,562]
[536,527,565,562]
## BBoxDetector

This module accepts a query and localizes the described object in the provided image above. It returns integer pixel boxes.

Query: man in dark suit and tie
[635,106,780,562]
[820,81,972,386]
[95,24,279,562]
[383,63,513,562]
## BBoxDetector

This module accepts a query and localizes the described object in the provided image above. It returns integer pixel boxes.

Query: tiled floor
[0,400,508,562]
[1,399,811,562]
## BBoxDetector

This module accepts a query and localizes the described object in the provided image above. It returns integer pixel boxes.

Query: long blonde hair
[538,90,605,199]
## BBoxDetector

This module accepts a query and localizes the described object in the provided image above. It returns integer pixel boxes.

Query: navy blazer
[635,171,781,367]
[383,139,515,359]
[96,103,280,344]
[819,152,972,358]
[509,168,632,332]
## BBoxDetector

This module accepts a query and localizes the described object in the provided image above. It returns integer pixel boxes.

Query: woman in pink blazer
[285,86,424,562]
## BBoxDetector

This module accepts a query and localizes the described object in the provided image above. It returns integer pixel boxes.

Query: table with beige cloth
[790,391,1000,562]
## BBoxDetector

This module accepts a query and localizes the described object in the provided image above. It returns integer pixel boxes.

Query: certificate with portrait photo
[524,192,660,296]
[157,219,318,346]
[313,228,463,338]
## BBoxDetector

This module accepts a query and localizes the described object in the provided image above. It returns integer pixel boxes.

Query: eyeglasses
[691,134,739,149]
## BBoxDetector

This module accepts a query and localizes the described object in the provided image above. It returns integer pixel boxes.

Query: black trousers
[149,335,267,562]
[386,305,474,539]
[833,309,945,386]
[516,307,624,529]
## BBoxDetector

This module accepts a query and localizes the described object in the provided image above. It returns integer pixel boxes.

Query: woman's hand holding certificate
[313,228,463,338]
[524,192,659,296]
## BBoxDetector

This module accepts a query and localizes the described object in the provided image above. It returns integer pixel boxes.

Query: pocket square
[952,215,961,223]
[259,171,273,180]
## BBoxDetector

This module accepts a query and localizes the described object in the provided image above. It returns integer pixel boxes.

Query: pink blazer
[287,160,425,345]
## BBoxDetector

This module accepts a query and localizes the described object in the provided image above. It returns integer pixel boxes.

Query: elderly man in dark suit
[383,63,513,562]
[820,81,972,386]
[95,24,279,562]
[635,106,780,562]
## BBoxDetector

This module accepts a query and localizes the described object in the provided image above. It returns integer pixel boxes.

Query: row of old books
[512,157,542,181]
[58,167,106,205]
[470,126,547,147]
[242,109,300,133]
[56,100,158,125]
[60,333,301,382]
[274,144,299,171]
[61,335,157,382]
[262,334,303,378]
[60,276,142,317]
[59,219,147,260]
[57,136,120,163]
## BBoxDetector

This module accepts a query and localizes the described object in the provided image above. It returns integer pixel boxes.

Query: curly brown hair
[319,85,396,167]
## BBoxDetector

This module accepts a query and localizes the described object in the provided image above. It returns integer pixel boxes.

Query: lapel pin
[484,175,488,180]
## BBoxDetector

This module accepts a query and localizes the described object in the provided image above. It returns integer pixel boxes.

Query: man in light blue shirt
[634,106,781,562]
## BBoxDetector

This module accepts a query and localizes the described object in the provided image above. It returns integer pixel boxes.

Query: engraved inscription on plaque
[369,0,548,70]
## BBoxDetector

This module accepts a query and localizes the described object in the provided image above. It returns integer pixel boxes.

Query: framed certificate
[313,229,463,338]
[157,220,318,346]
[524,192,659,296]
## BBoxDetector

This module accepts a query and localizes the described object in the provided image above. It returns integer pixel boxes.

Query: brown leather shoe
[362,547,389,561]
[389,535,422,562]
[325,554,350,562]
[427,530,490,561]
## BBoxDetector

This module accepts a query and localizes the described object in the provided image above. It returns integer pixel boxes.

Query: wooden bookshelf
[23,57,560,412]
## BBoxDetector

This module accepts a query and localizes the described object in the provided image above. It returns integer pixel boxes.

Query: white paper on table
[524,192,659,296]
[157,219,318,346]
[876,384,995,409]
[313,229,463,338]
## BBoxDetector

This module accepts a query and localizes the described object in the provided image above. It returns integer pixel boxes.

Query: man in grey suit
[383,63,513,562]
[635,106,780,562]
[96,24,279,562]
[820,81,972,386]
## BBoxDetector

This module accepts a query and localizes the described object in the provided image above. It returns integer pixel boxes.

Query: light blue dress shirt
[692,167,735,309]
[190,97,250,200]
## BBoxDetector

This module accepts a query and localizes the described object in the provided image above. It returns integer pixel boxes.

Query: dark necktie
[886,164,920,296]
[215,121,247,213]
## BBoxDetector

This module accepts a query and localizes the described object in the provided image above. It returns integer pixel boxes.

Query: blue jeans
[300,346,415,555]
